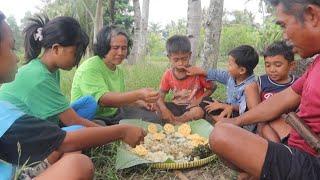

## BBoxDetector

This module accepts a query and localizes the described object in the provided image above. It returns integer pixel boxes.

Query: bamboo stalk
[281,112,320,153]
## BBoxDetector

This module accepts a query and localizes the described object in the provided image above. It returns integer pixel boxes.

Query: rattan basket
[149,155,215,170]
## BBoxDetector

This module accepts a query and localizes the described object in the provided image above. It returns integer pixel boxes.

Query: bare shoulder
[244,82,259,95]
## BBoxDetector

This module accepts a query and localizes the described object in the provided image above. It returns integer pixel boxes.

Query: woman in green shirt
[0,12,145,179]
[0,15,99,128]
[71,26,161,125]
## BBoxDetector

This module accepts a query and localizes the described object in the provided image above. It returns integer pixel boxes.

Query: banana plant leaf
[115,119,213,170]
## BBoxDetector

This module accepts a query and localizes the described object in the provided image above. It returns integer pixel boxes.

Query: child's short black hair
[94,25,132,59]
[166,35,191,55]
[263,41,294,62]
[23,15,89,65]
[228,45,259,76]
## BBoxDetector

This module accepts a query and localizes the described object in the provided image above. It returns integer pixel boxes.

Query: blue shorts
[0,161,13,180]
[71,95,97,120]
[61,125,84,132]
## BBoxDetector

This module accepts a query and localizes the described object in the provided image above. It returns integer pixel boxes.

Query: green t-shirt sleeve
[77,71,111,102]
[119,68,125,92]
[25,79,70,119]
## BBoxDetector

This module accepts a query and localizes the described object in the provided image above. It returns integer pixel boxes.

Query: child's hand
[218,105,233,118]
[138,88,160,103]
[184,66,207,76]
[204,101,225,113]
[120,124,146,147]
[211,108,232,123]
[205,102,233,122]
[186,98,201,109]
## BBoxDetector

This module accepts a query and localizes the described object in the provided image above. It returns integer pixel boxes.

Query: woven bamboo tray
[149,155,215,170]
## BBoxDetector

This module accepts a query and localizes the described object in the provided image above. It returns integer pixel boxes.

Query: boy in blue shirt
[185,45,260,132]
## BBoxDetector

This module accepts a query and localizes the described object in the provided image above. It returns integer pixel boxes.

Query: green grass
[59,57,265,179]
[123,61,169,91]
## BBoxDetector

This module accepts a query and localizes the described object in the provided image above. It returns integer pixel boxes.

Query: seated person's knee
[189,106,205,119]
[69,154,94,178]
[209,123,231,151]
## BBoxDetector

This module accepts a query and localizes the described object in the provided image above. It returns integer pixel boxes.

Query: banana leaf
[115,119,213,170]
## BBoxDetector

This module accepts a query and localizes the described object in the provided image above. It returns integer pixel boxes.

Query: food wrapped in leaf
[133,145,148,156]
[163,123,175,134]
[177,123,192,136]
[116,119,214,170]
[147,123,158,134]
[152,132,165,140]
[129,122,209,162]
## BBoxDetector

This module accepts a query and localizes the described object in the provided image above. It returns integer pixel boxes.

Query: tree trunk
[201,0,224,70]
[187,0,202,65]
[290,57,314,77]
[138,0,150,61]
[93,0,104,44]
[109,0,115,24]
[80,0,100,54]
[128,0,141,64]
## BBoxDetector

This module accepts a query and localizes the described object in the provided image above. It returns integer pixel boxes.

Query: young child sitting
[257,41,297,143]
[185,45,260,132]
[157,35,216,124]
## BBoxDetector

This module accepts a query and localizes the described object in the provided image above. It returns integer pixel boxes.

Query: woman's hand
[138,88,160,103]
[120,124,146,147]
[144,103,157,111]
[160,108,176,123]
[135,100,157,111]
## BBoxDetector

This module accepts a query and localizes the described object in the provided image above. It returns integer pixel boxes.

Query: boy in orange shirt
[157,35,216,124]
